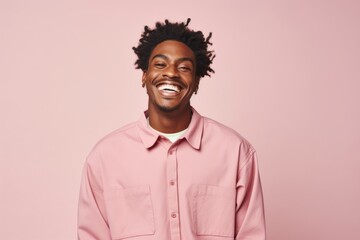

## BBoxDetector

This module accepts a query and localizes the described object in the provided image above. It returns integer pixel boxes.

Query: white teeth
[158,84,180,93]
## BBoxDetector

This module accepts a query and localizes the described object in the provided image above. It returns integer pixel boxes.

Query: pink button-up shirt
[78,108,266,240]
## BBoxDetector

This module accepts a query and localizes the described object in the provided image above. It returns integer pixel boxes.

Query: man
[78,19,266,240]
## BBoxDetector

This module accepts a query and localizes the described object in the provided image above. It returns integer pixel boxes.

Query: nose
[162,65,179,78]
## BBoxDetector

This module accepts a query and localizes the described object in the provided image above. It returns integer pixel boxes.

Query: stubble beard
[155,102,181,113]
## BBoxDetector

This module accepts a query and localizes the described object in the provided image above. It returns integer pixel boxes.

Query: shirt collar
[136,106,203,150]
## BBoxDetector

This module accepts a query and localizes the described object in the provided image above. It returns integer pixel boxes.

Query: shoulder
[98,121,139,146]
[202,116,255,153]
[202,116,249,141]
[85,121,139,163]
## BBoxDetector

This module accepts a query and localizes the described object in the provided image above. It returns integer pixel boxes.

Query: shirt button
[170,180,175,186]
[171,213,177,218]
[169,150,174,155]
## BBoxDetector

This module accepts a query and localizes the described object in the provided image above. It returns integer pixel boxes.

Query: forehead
[150,40,195,61]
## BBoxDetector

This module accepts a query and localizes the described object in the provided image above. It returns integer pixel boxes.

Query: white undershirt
[147,117,188,143]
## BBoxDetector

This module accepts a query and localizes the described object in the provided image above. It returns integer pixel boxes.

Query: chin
[156,104,180,113]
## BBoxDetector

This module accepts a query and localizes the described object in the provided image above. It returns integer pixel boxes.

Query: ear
[141,71,147,87]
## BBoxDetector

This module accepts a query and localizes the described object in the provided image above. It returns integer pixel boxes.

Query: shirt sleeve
[77,152,111,240]
[235,150,266,240]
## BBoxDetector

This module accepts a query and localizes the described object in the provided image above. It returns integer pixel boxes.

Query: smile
[157,83,181,93]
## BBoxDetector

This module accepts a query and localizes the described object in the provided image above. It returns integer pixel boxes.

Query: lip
[154,80,185,89]
[156,85,182,98]
[158,89,180,97]
[154,79,185,98]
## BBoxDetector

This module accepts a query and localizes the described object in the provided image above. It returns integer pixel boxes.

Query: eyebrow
[151,54,194,65]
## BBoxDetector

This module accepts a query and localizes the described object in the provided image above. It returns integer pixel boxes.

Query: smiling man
[78,19,266,240]
[142,40,198,133]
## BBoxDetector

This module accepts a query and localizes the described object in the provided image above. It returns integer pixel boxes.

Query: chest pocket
[104,185,155,239]
[192,184,236,238]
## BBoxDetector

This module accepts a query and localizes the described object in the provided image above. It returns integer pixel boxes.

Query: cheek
[146,70,161,81]
[186,76,198,88]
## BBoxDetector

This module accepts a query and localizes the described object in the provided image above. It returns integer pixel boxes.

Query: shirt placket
[167,145,181,240]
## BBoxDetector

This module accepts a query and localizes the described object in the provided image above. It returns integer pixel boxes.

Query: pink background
[1,0,359,239]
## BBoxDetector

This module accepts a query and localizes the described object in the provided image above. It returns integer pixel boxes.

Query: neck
[147,104,192,134]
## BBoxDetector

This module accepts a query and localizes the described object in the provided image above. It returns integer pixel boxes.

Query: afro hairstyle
[132,18,215,78]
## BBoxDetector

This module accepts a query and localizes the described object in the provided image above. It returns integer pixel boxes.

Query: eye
[178,66,192,72]
[154,62,166,68]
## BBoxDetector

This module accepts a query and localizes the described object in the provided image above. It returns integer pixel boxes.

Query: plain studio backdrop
[0,0,359,239]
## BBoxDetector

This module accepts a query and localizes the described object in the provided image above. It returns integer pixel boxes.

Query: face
[142,40,199,113]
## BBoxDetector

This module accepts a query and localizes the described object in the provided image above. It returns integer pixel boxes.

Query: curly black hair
[132,18,215,78]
